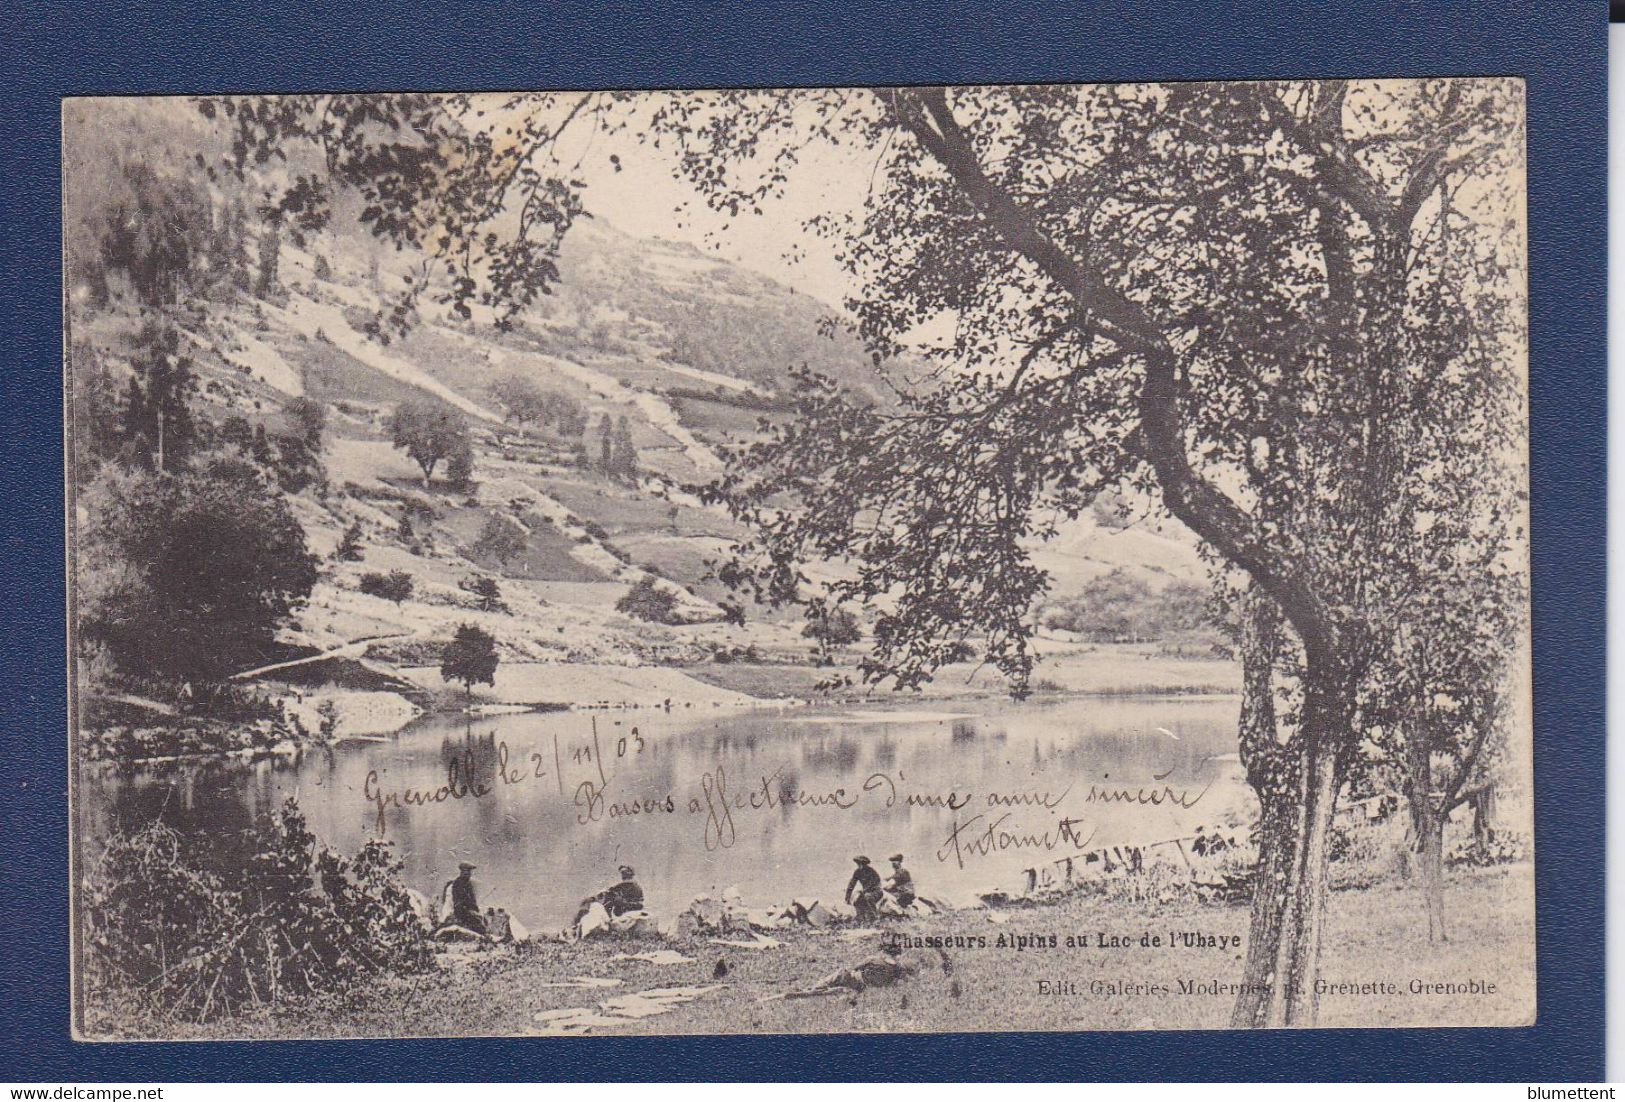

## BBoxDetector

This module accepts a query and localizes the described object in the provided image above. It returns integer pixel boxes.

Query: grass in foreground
[93,863,1530,1039]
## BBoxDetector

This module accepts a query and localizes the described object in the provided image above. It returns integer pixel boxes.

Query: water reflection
[80,696,1249,931]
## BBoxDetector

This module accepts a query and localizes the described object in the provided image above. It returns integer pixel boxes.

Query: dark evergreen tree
[597,413,614,474]
[121,323,198,472]
[611,416,638,483]
[255,212,281,297]
[335,521,365,562]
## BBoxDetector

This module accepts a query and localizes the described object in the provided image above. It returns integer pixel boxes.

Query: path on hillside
[275,298,507,424]
[229,632,417,682]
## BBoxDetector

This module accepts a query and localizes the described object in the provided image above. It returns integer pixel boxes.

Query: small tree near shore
[802,603,862,647]
[441,623,499,700]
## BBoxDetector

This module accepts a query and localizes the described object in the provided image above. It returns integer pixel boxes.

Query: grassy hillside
[67,99,1226,710]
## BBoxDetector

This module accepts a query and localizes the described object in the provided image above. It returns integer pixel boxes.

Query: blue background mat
[0,0,1605,1081]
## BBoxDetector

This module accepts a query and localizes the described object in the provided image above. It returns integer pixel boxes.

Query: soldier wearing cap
[576,864,645,925]
[845,855,884,921]
[445,861,486,934]
[601,864,644,916]
[885,853,916,909]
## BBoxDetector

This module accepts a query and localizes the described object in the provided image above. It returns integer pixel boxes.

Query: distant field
[667,392,768,436]
[615,533,733,589]
[438,505,609,583]
[285,339,397,409]
[543,476,742,541]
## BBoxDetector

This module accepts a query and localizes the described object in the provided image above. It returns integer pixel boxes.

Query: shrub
[82,800,431,1025]
[615,577,679,624]
[470,515,527,566]
[802,604,863,647]
[1446,831,1530,868]
[358,570,414,605]
[334,521,365,562]
[459,574,508,613]
[444,445,475,492]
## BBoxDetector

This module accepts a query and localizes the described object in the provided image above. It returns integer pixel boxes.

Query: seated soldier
[441,862,486,936]
[885,853,916,909]
[845,855,884,921]
[575,864,644,925]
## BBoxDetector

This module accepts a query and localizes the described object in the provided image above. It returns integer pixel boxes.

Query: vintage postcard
[66,79,1533,1040]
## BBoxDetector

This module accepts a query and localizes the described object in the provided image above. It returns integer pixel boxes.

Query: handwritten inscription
[360,728,1210,859]
[937,812,1096,869]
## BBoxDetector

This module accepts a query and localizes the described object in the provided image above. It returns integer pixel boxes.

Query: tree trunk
[1470,787,1497,844]
[1405,732,1448,942]
[1236,656,1349,1029]
[1271,728,1343,1026]
[1232,791,1295,1027]
[1230,593,1295,1028]
[1418,807,1447,942]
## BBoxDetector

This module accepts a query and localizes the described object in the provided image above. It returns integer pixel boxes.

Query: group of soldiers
[843,853,914,921]
[443,853,914,936]
[441,862,644,937]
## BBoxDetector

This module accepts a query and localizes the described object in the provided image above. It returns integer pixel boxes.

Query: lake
[79,694,1251,932]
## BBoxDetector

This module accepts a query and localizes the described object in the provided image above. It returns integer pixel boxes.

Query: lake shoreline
[77,649,1243,766]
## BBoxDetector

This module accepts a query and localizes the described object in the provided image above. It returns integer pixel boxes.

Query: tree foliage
[490,374,548,427]
[119,322,199,473]
[80,460,319,684]
[614,576,679,624]
[440,622,499,697]
[470,515,527,566]
[196,92,591,336]
[86,163,213,306]
[386,400,471,486]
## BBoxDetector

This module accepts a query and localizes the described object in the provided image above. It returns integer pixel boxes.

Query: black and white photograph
[65,79,1534,1040]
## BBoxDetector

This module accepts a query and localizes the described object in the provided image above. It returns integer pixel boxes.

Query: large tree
[198,81,1526,1025]
[387,400,471,487]
[490,374,548,428]
[79,459,320,685]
